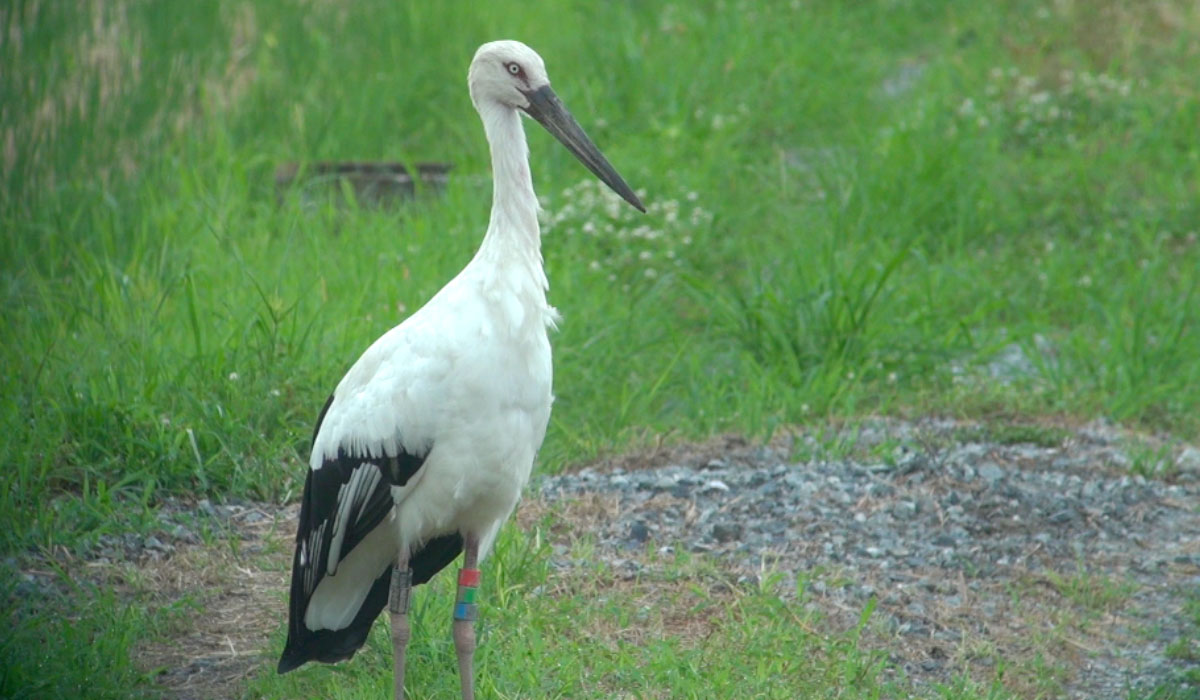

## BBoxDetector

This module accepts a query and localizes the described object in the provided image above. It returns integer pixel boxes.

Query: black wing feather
[277,393,464,674]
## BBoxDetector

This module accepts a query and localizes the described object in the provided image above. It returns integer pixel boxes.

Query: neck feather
[477,103,541,261]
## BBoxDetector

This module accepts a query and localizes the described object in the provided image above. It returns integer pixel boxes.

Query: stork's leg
[390,546,413,700]
[453,534,481,700]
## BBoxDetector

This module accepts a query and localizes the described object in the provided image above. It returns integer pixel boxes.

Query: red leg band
[458,568,481,587]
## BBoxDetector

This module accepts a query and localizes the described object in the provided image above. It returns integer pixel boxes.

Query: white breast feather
[310,259,554,481]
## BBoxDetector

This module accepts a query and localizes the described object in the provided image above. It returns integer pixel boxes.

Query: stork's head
[468,40,549,111]
[468,40,645,213]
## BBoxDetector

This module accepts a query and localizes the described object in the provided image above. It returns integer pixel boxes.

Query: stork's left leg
[390,546,413,700]
[453,534,480,700]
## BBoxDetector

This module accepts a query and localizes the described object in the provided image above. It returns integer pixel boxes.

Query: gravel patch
[535,418,1200,698]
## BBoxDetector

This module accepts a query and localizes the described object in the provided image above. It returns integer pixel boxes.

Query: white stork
[277,40,644,700]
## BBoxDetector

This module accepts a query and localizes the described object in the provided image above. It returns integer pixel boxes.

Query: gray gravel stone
[711,523,742,543]
[1178,446,1200,473]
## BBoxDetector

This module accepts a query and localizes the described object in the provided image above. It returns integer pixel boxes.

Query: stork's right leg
[390,547,412,700]
[453,535,481,700]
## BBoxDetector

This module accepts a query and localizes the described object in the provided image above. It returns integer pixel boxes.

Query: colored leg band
[458,568,481,587]
[454,567,480,621]
[453,602,478,621]
[390,568,412,614]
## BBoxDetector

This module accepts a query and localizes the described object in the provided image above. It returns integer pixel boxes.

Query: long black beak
[521,85,645,213]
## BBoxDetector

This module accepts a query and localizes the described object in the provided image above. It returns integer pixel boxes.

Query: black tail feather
[277,532,465,674]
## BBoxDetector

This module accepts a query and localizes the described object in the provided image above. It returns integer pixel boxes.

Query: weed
[1045,565,1137,614]
[954,423,1071,449]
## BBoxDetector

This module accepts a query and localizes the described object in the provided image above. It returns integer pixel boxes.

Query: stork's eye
[506,62,522,76]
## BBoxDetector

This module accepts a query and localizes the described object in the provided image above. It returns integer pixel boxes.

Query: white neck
[475,102,543,272]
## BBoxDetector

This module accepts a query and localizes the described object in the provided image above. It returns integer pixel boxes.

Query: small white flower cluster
[955,67,1136,145]
[694,103,750,133]
[540,179,711,285]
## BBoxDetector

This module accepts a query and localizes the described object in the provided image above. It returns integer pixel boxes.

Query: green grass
[1163,592,1200,688]
[248,527,900,699]
[1045,564,1137,615]
[953,423,1071,449]
[3,0,1199,697]
[0,568,185,699]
